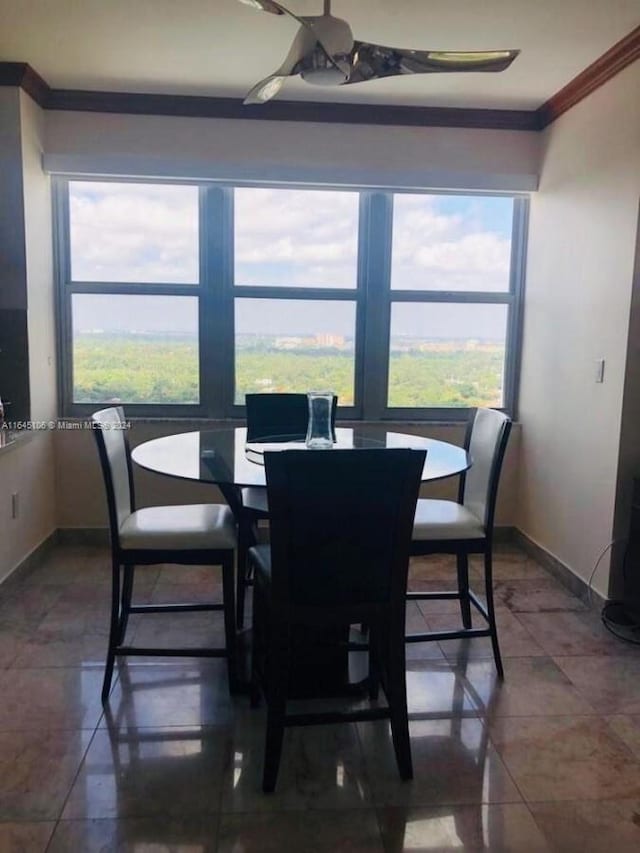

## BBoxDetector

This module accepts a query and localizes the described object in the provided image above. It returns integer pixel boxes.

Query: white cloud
[70,182,199,283]
[69,183,512,294]
[391,195,511,292]
[234,188,359,287]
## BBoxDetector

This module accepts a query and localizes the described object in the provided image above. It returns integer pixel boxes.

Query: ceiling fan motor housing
[298,14,354,83]
[300,49,351,85]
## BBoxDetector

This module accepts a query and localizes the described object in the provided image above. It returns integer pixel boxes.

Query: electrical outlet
[595,359,605,383]
[11,493,19,520]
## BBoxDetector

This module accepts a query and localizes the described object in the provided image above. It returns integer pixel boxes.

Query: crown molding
[1,25,638,133]
[46,88,538,130]
[0,65,538,131]
[0,61,50,106]
[536,25,640,128]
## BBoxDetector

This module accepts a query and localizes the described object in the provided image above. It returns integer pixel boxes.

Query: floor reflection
[4,543,640,851]
[379,804,551,851]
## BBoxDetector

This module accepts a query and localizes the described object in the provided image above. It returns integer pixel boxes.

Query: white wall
[43,110,540,191]
[0,433,56,583]
[517,61,640,597]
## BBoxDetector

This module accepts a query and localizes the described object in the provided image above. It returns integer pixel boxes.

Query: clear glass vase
[305,392,334,449]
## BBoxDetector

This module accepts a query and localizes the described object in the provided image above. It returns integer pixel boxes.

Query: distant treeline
[73,334,503,408]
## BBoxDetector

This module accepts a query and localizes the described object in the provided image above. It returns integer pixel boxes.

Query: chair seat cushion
[241,486,269,516]
[119,504,236,551]
[249,544,271,583]
[413,499,485,541]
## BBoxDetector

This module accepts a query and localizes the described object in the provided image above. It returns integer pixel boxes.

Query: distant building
[274,336,304,349]
[314,333,345,348]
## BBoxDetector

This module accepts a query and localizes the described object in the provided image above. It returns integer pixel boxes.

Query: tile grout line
[43,723,101,852]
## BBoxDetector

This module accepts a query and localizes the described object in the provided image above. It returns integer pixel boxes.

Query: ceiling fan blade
[242,19,313,104]
[237,0,286,15]
[346,42,519,84]
[243,74,289,104]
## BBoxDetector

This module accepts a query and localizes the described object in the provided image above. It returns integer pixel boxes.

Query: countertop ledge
[0,429,38,457]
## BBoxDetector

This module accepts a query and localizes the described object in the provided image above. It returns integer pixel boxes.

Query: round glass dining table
[131,426,470,488]
[132,426,470,698]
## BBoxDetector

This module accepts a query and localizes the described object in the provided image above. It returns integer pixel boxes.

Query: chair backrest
[461,408,512,533]
[245,393,338,442]
[264,448,425,614]
[91,406,134,544]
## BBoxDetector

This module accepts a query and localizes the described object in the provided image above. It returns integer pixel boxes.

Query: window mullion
[389,290,514,305]
[360,192,393,421]
[201,186,234,418]
[503,196,528,419]
[232,286,357,300]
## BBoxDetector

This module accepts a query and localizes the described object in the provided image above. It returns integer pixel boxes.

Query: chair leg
[250,577,264,708]
[236,538,247,630]
[102,556,121,703]
[456,552,472,629]
[117,564,134,645]
[236,519,255,629]
[368,624,380,702]
[262,623,289,793]
[483,551,504,680]
[263,699,287,793]
[386,626,413,780]
[221,554,238,694]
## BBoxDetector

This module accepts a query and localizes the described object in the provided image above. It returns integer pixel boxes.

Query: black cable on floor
[601,600,640,645]
[598,541,640,644]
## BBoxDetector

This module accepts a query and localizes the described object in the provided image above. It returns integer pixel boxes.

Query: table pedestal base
[287,624,353,699]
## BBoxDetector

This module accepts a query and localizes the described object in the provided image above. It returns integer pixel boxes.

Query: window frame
[54,176,527,422]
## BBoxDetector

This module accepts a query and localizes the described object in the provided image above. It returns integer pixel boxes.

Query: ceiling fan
[238,0,519,105]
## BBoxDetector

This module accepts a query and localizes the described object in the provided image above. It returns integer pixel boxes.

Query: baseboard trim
[512,528,605,606]
[493,525,516,545]
[56,527,110,547]
[0,524,605,611]
[0,529,59,591]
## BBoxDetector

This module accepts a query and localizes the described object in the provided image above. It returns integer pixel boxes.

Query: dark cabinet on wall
[0,309,30,424]
[624,477,640,621]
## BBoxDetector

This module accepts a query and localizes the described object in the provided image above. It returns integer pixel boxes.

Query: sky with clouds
[70,182,512,339]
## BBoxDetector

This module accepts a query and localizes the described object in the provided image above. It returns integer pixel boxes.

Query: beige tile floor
[1,544,640,851]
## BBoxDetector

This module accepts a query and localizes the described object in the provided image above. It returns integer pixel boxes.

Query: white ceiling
[0,0,638,109]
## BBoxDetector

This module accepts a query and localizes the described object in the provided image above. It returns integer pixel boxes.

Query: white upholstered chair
[407,408,512,677]
[92,407,238,701]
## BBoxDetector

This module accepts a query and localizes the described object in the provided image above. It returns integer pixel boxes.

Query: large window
[55,179,527,420]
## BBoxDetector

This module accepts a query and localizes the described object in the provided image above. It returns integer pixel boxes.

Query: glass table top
[131,426,470,488]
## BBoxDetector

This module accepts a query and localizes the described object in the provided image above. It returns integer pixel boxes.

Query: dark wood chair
[92,406,238,701]
[237,392,338,629]
[249,447,425,792]
[407,408,512,678]
[244,392,338,443]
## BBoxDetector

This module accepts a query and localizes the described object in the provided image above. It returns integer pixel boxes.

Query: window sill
[56,415,521,429]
